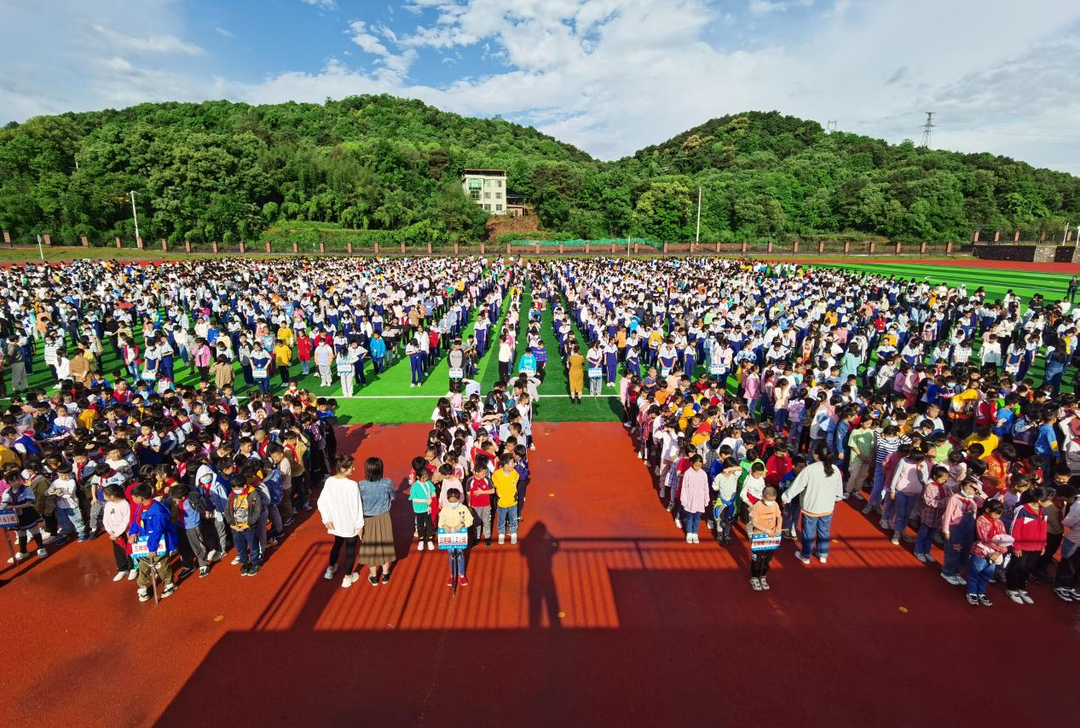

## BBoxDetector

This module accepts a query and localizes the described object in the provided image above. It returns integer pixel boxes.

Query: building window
[495,192,502,199]
[484,179,491,189]
[497,180,502,188]
[470,190,480,200]
[484,204,491,211]
[484,192,491,199]
[496,204,503,212]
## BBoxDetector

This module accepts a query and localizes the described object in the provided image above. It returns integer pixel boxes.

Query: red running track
[1,422,1076,727]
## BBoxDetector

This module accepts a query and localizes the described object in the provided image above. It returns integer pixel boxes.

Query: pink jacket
[679,468,710,514]
[193,344,212,367]
[942,492,982,531]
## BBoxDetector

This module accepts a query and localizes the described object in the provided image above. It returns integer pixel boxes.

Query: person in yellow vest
[273,339,292,387]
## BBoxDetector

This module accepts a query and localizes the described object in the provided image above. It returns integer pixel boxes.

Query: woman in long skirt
[357,456,397,586]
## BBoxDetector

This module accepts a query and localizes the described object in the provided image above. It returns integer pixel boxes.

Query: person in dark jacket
[129,483,178,601]
[171,484,211,579]
[225,474,264,576]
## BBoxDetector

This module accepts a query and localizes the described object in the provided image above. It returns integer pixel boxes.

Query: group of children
[0,370,336,598]
[406,374,535,588]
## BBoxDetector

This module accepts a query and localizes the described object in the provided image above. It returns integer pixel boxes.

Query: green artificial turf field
[7,260,1075,424]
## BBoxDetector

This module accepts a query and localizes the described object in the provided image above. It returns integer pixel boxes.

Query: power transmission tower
[920,112,935,148]
[825,120,838,133]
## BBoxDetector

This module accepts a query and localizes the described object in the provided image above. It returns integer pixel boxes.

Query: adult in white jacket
[317,454,365,588]
[782,445,844,564]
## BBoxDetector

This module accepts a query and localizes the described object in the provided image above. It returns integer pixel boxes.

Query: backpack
[231,489,252,526]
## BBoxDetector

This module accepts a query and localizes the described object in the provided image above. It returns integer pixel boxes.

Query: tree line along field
[1,95,1078,249]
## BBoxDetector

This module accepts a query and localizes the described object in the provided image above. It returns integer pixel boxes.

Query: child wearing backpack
[0,469,46,562]
[226,475,264,577]
[468,456,495,547]
[171,483,211,579]
[129,483,178,601]
[712,457,741,545]
[409,457,436,551]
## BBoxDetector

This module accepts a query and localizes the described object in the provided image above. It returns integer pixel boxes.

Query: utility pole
[695,187,702,244]
[919,112,935,149]
[130,191,140,241]
[36,233,44,262]
[825,120,838,133]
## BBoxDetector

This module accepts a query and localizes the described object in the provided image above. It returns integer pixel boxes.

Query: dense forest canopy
[1,95,1077,245]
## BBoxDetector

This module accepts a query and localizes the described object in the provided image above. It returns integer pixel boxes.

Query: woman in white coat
[782,444,844,565]
[317,454,365,588]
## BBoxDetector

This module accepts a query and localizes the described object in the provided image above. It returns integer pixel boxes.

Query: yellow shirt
[276,327,295,347]
[0,445,20,468]
[77,409,97,430]
[274,344,292,366]
[963,433,1000,459]
[492,467,519,508]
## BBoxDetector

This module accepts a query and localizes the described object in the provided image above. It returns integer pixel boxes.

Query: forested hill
[1,96,1077,247]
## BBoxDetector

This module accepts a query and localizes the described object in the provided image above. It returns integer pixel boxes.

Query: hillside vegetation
[1,96,1076,245]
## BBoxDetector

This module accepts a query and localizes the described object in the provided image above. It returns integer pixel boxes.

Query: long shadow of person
[520,521,561,629]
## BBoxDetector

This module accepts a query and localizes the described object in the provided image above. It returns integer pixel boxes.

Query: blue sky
[4,1,1080,173]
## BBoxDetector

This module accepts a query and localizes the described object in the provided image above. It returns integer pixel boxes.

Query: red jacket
[1009,503,1047,552]
[764,454,792,487]
[297,336,313,361]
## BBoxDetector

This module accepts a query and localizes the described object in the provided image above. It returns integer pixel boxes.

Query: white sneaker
[207,549,219,562]
[795,554,811,565]
[323,565,338,580]
[818,556,827,564]
[510,534,517,545]
[1006,590,1025,605]
[231,556,241,566]
[342,573,359,588]
[498,534,505,545]
[685,533,693,544]
[127,569,137,580]
[417,540,425,551]
[113,571,126,582]
[36,548,48,558]
[914,553,927,563]
[693,534,700,544]
[1018,590,1034,605]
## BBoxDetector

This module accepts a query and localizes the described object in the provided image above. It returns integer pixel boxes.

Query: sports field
[3,256,1079,728]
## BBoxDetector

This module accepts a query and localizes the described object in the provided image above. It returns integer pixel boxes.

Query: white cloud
[346,20,417,80]
[214,26,234,38]
[748,0,813,13]
[301,0,337,9]
[349,20,390,56]
[90,22,207,57]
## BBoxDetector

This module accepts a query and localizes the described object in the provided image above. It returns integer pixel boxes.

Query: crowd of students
[544,257,1079,604]
[2,254,1079,610]
[0,256,524,595]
